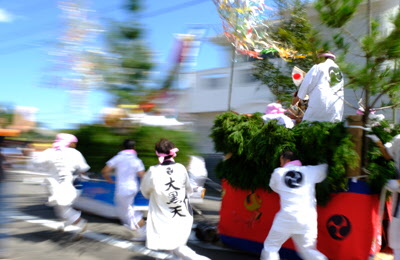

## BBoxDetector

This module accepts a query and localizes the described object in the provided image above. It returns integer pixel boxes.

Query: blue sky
[0,0,226,130]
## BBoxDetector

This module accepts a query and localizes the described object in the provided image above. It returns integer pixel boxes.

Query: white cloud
[0,9,14,22]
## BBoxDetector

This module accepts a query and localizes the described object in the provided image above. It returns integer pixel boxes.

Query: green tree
[210,0,400,199]
[252,0,322,107]
[72,125,198,173]
[96,0,154,105]
[0,104,13,128]
[314,0,400,166]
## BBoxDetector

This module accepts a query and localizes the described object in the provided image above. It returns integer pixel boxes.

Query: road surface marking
[9,211,171,259]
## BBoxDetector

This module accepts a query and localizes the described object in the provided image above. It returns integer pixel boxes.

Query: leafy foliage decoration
[367,119,400,193]
[210,112,360,204]
[252,0,319,107]
[210,112,265,155]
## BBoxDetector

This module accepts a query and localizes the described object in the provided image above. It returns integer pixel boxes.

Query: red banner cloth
[219,180,382,260]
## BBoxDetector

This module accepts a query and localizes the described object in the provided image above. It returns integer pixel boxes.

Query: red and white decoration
[292,66,306,87]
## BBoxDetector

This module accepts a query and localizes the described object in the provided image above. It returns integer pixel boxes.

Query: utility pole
[227,47,235,111]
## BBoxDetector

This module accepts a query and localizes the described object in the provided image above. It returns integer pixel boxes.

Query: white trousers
[390,217,400,260]
[394,249,400,260]
[115,192,143,230]
[47,177,81,226]
[54,204,81,226]
[170,245,210,260]
[0,181,10,258]
[260,228,327,260]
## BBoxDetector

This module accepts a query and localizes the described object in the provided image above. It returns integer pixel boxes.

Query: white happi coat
[106,150,145,197]
[385,135,400,175]
[297,59,344,122]
[269,163,328,234]
[106,150,145,229]
[34,147,90,206]
[140,162,193,250]
[385,135,400,252]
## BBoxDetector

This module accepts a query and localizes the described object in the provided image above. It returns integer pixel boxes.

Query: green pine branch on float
[248,121,296,168]
[211,112,399,204]
[366,119,400,193]
[216,155,268,192]
[292,121,339,165]
[210,111,264,155]
[210,111,361,205]
[367,160,396,194]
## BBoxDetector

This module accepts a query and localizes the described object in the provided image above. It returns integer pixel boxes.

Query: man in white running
[101,139,146,240]
[368,134,400,260]
[33,133,90,234]
[260,151,328,260]
[141,138,210,260]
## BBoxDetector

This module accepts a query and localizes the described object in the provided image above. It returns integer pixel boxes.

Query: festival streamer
[213,0,306,60]
[49,0,104,111]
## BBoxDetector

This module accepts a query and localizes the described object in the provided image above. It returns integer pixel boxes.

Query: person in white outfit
[260,151,328,260]
[262,103,295,129]
[368,134,400,260]
[101,139,146,240]
[140,138,210,260]
[33,133,90,234]
[292,51,344,123]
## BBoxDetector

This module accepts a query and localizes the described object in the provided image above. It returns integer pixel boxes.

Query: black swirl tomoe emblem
[328,67,343,87]
[284,170,303,188]
[326,214,351,240]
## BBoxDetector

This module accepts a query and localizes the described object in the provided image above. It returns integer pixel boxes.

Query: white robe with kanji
[140,162,193,250]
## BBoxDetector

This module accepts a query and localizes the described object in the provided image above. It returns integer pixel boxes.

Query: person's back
[261,151,328,260]
[111,150,144,193]
[38,147,88,182]
[270,163,327,233]
[370,134,400,259]
[140,138,210,260]
[102,139,146,237]
[295,51,344,123]
[141,144,193,250]
[146,163,191,211]
[31,133,89,235]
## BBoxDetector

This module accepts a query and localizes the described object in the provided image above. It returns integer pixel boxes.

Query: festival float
[209,0,400,258]
[210,111,399,259]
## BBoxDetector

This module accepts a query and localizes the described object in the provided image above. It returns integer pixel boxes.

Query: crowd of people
[26,134,210,260]
[0,50,399,260]
[259,50,399,260]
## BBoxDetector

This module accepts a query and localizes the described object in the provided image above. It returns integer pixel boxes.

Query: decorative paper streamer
[213,0,307,60]
[49,0,104,111]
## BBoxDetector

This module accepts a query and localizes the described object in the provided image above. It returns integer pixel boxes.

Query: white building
[177,63,275,154]
[177,0,400,154]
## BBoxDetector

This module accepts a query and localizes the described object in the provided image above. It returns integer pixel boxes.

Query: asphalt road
[0,169,260,260]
